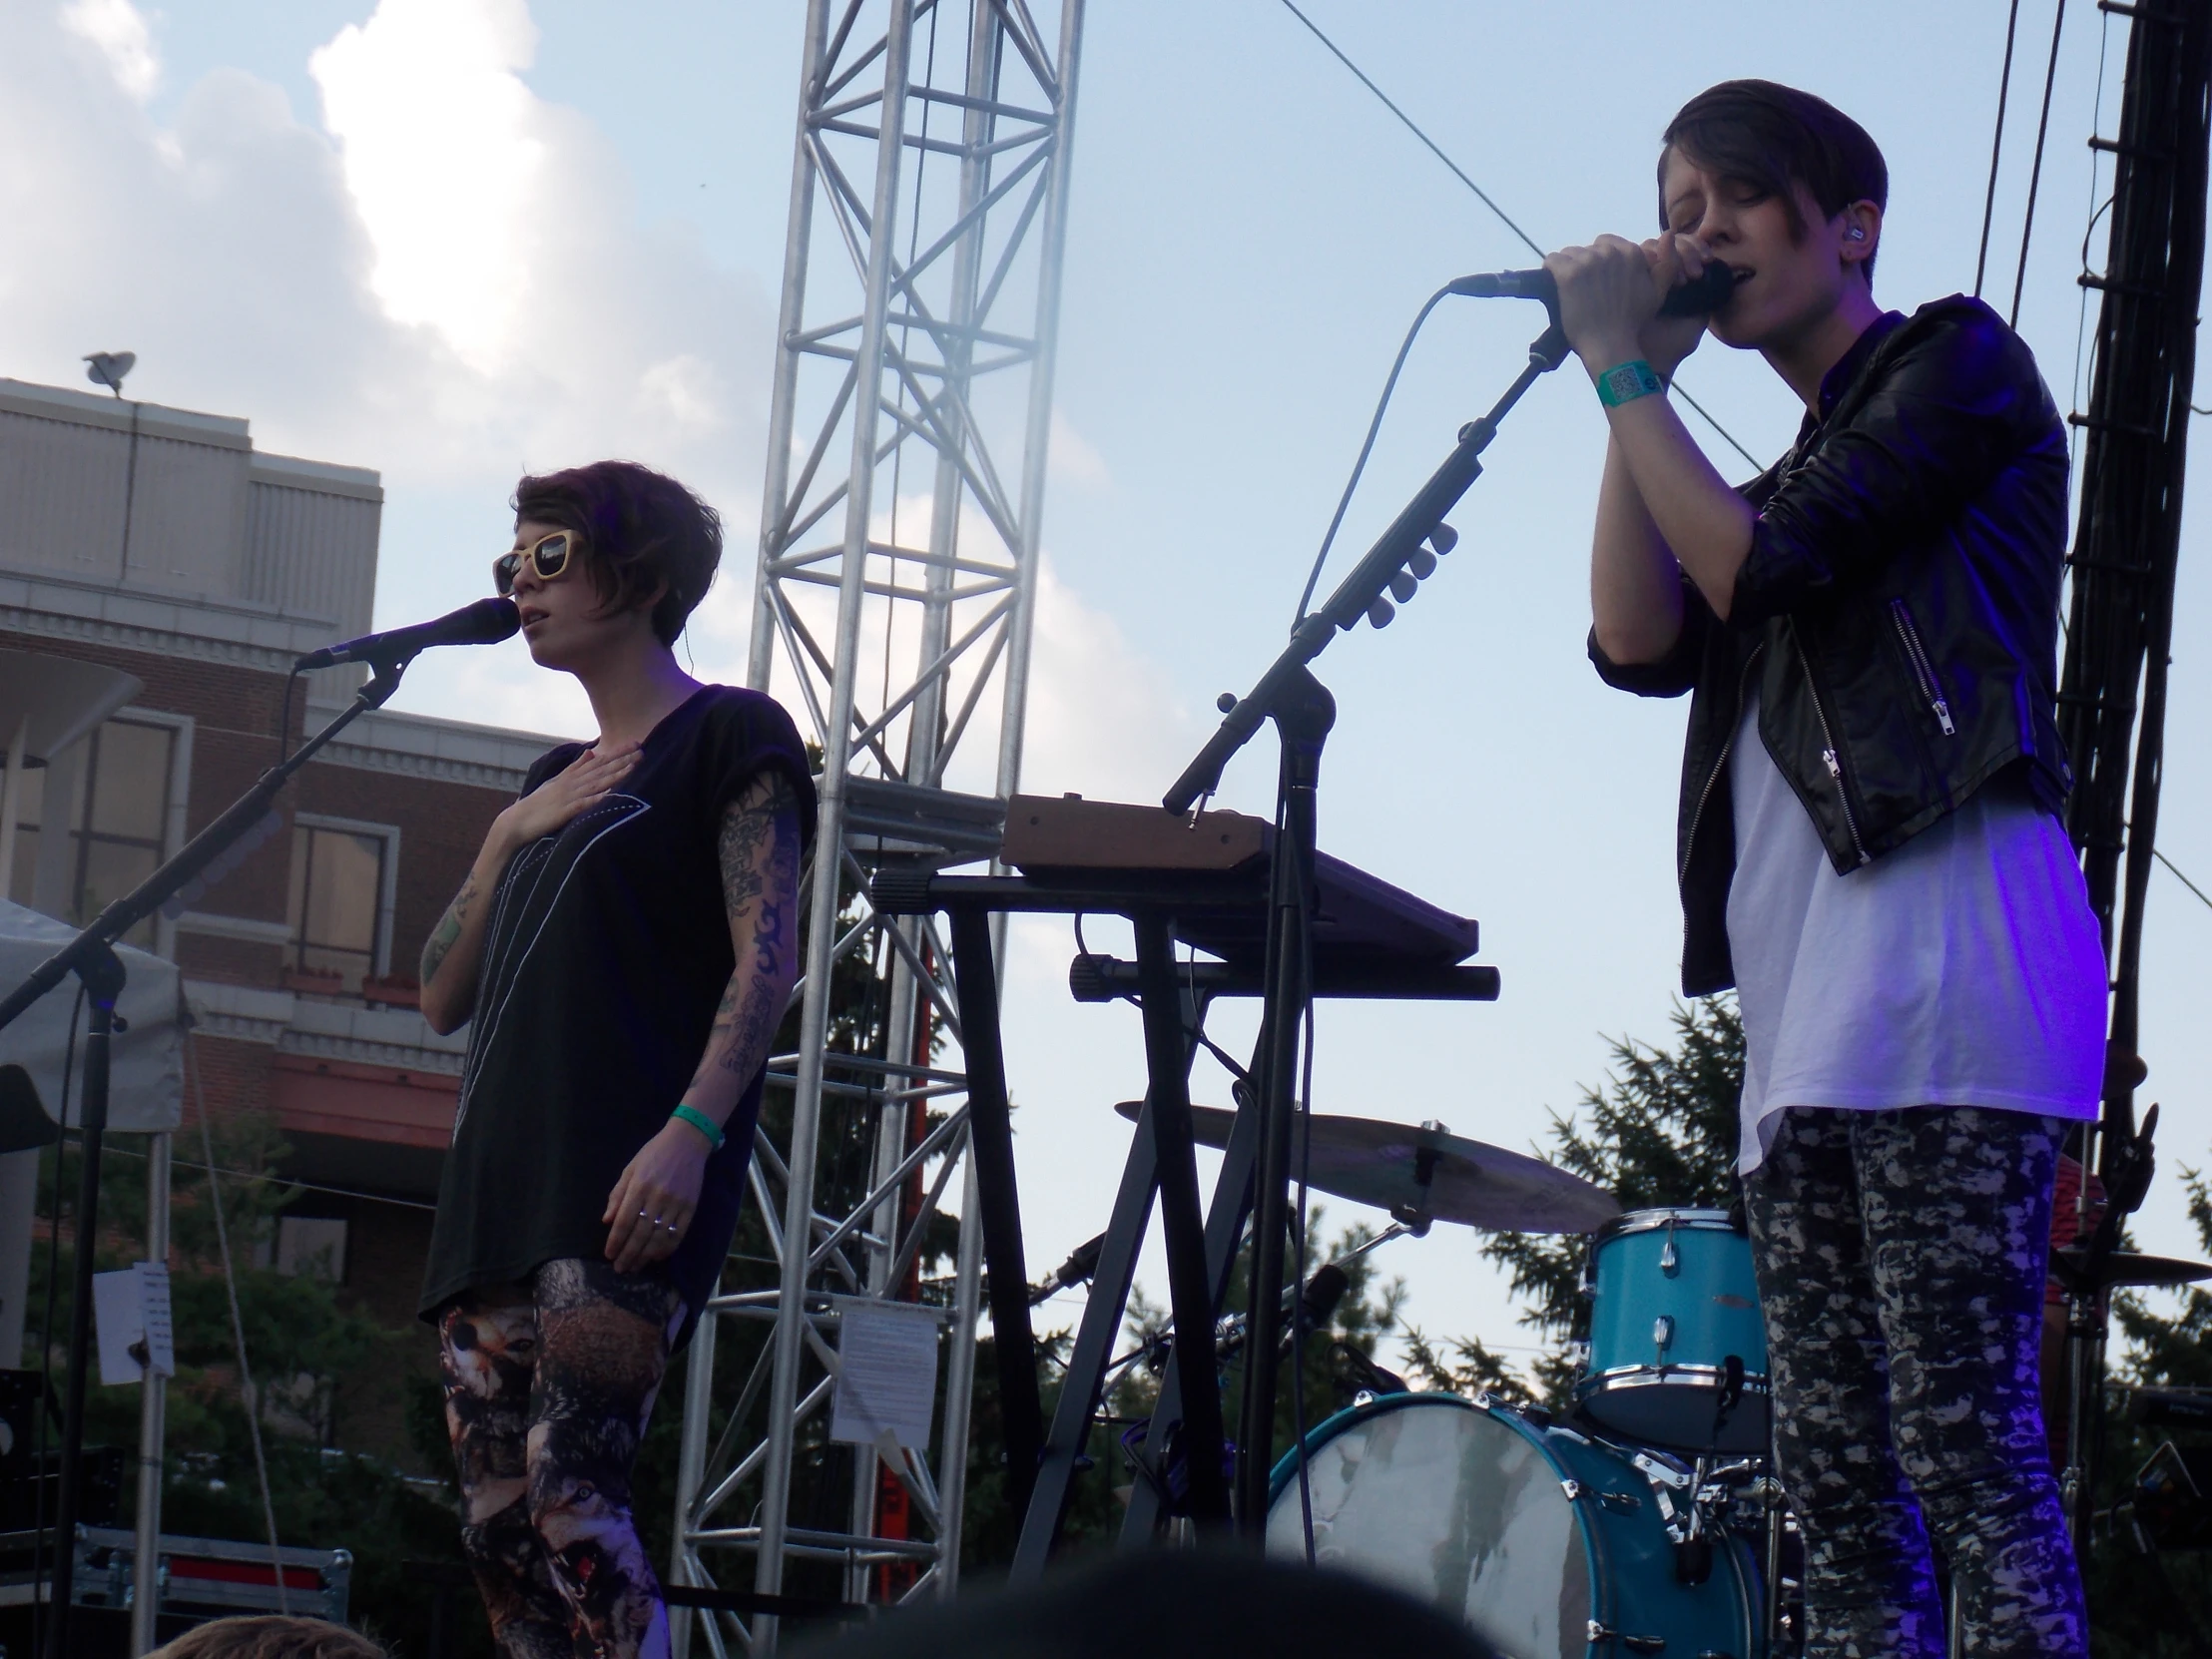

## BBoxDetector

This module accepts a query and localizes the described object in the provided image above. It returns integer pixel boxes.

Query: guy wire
[1275,0,1760,471]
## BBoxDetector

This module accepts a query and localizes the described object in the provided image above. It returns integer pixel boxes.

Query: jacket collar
[1798,309,1908,439]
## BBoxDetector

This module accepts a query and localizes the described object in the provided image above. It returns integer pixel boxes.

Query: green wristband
[670,1103,725,1151]
[1595,358,1665,408]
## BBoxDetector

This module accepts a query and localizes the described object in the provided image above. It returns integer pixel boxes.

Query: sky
[5,0,2209,1382]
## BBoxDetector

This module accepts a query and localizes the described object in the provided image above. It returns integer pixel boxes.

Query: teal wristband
[670,1103,725,1150]
[1595,358,1665,407]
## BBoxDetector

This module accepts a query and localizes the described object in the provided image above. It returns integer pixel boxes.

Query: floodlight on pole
[83,352,136,398]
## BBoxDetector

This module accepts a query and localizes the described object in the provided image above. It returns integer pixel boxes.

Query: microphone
[1029,1233,1107,1306]
[1297,1263,1352,1331]
[1449,260,1740,317]
[294,596,521,671]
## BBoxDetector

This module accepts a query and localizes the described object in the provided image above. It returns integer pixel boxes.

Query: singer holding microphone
[1559,82,2102,1656]
[412,461,816,1658]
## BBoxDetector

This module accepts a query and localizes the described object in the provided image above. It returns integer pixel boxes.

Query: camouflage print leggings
[437,1258,686,1659]
[1746,1107,2087,1659]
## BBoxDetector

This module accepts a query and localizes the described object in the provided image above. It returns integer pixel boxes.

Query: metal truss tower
[671,1,1084,1649]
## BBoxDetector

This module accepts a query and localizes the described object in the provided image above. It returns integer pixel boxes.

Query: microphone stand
[1164,317,1572,1536]
[0,655,414,1659]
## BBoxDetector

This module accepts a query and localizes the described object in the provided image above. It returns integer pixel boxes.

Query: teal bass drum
[1266,1392,1761,1659]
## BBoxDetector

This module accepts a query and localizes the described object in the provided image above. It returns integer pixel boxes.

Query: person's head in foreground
[792,1548,1502,1659]
[146,1614,387,1659]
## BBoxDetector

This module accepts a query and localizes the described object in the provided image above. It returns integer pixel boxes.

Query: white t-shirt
[1727,689,2106,1175]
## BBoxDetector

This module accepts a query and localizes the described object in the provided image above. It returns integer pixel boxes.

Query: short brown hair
[1661,80,1888,278]
[513,460,723,646]
[147,1614,387,1659]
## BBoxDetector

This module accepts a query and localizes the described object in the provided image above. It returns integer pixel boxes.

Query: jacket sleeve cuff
[1587,601,1704,698]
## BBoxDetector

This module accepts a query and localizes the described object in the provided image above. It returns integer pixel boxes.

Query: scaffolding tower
[670,1,1084,1649]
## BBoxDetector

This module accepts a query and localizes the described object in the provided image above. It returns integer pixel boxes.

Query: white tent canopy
[0,899,184,1372]
[0,899,183,1133]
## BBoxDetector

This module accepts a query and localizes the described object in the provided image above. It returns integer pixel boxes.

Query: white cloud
[309,0,546,369]
[60,0,158,104]
[1049,407,1109,491]
[0,0,779,673]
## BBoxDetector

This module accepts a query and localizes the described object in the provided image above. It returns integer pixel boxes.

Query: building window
[276,1217,347,1283]
[6,759,44,905]
[286,822,392,990]
[16,719,181,947]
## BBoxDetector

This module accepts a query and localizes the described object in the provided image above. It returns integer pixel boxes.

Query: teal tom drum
[1578,1208,1770,1454]
[1266,1393,1760,1658]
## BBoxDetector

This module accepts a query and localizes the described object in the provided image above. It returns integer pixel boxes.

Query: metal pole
[931,1149,986,1596]
[748,0,831,693]
[46,953,123,1659]
[755,3,915,1627]
[993,0,1086,806]
[845,1,999,1577]
[0,717,27,901]
[668,1307,717,1659]
[129,1132,169,1658]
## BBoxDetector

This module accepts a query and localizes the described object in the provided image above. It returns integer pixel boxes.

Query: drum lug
[1560,1477,1641,1515]
[1585,1619,1667,1654]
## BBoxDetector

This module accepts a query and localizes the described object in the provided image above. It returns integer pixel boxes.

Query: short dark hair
[512,460,723,647]
[1660,80,1889,279]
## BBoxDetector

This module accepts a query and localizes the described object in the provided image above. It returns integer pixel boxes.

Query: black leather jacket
[1590,296,2073,997]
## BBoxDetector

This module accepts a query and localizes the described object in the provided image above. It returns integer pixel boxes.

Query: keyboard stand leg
[1131,914,1233,1531]
[1009,1098,1160,1580]
[1119,1070,1263,1547]
[947,906,1043,1520]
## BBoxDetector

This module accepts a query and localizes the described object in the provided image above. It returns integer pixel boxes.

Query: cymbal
[1112,1101,1621,1235]
[2051,1249,2212,1292]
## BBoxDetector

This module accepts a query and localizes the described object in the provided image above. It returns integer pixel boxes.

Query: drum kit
[1117,1100,2212,1659]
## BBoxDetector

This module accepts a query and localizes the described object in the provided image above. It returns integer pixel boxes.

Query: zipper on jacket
[1680,644,1766,884]
[1790,618,1872,866]
[1888,598,1956,736]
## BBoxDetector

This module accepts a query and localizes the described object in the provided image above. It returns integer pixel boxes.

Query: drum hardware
[1754,1474,1800,1656]
[2052,1101,2164,1547]
[1583,1619,1666,1654]
[2117,1439,2212,1552]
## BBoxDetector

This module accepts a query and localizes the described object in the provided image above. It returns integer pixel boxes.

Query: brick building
[0,374,566,1446]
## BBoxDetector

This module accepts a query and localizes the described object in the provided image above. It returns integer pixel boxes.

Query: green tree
[27,1111,474,1656]
[2080,1160,2212,1654]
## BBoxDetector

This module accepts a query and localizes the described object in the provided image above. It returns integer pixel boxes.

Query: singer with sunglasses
[1557,82,2103,1656]
[414,461,816,1658]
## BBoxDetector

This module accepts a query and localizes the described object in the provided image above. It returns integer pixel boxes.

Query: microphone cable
[1292,282,1457,627]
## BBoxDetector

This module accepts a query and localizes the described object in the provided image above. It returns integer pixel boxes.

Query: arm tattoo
[703,771,804,1095]
[419,871,477,985]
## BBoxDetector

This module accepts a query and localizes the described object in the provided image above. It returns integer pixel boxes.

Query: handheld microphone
[294,596,521,671]
[1449,260,1740,317]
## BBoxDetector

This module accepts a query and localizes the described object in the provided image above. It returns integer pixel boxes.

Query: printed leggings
[437,1258,685,1659]
[1745,1106,2087,1658]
